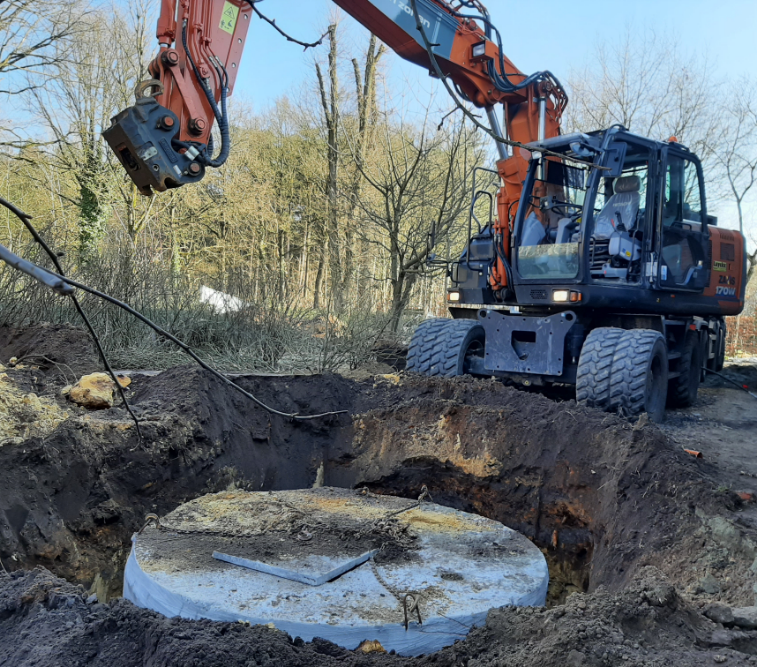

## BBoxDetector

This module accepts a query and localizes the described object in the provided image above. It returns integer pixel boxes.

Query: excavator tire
[407,318,484,377]
[576,327,625,410]
[608,329,668,421]
[406,318,454,375]
[716,325,726,372]
[669,331,702,408]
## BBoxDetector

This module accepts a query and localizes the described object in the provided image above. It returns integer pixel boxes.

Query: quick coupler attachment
[103,82,205,196]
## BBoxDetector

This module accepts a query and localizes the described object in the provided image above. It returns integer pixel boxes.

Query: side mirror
[707,214,717,227]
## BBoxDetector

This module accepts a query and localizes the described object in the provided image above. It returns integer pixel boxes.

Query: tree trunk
[342,37,385,311]
[389,271,417,332]
[316,24,342,312]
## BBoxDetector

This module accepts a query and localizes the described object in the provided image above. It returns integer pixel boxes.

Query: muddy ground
[2,324,757,666]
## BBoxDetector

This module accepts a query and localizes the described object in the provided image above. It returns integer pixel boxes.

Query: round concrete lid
[124,487,548,656]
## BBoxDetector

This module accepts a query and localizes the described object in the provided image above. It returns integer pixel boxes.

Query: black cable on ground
[0,232,347,421]
[703,366,757,399]
[0,197,143,439]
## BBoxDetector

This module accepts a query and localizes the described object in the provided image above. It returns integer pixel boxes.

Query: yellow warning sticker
[219,1,239,35]
[714,261,727,271]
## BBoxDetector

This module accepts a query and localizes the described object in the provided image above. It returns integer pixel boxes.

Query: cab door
[655,148,710,291]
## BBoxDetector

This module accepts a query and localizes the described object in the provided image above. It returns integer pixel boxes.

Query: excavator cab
[503,126,714,305]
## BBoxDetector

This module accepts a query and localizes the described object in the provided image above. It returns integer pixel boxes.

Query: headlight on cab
[552,290,570,302]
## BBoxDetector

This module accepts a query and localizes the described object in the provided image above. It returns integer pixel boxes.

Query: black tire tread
[406,318,453,374]
[608,329,667,416]
[670,331,700,408]
[576,327,624,409]
[407,319,483,377]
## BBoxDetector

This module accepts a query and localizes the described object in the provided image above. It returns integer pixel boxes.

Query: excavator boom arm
[103,0,567,289]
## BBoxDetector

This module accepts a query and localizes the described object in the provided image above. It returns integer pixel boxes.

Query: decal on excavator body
[372,0,457,60]
[219,2,239,35]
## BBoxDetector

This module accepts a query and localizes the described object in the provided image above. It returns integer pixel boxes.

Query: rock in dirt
[733,607,757,630]
[698,573,723,596]
[706,604,736,626]
[68,372,129,409]
[357,640,386,654]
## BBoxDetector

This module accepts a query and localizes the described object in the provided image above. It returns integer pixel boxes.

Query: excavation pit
[124,488,549,656]
[2,338,757,666]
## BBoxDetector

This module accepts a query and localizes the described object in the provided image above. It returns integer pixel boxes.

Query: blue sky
[235,0,757,109]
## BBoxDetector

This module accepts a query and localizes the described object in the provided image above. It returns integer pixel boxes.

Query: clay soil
[2,324,757,666]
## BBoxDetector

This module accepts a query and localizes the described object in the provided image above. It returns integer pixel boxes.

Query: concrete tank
[124,487,548,656]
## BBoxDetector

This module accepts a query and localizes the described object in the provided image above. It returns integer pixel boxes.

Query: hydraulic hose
[181,20,230,168]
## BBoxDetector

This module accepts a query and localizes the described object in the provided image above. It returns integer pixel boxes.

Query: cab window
[664,156,703,226]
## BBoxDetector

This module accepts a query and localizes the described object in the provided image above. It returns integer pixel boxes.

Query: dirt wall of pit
[2,365,756,608]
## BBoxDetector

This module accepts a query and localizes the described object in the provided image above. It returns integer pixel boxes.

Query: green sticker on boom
[219,1,239,35]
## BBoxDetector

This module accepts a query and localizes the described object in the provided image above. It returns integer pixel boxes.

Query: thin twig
[0,197,143,440]
[245,1,327,50]
[9,354,77,385]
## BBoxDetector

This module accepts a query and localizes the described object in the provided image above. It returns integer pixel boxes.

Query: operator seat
[593,175,641,238]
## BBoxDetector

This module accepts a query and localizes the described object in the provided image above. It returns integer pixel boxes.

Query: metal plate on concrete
[124,488,549,657]
[212,548,378,586]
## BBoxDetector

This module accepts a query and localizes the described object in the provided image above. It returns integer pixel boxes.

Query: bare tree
[341,34,385,310]
[566,29,719,164]
[31,3,153,258]
[314,23,339,310]
[106,0,157,241]
[0,0,87,148]
[354,113,484,330]
[708,84,757,236]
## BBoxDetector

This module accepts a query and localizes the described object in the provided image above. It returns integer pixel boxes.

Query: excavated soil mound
[1,324,757,664]
[0,323,99,377]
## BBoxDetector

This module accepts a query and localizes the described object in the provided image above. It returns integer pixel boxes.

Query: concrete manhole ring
[124,487,549,656]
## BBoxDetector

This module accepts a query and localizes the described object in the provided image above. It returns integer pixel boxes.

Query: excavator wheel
[715,326,726,372]
[608,329,668,421]
[406,319,453,374]
[406,319,485,377]
[576,327,625,410]
[669,330,702,408]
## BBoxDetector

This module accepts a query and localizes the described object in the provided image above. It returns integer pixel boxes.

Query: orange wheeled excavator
[104,0,747,421]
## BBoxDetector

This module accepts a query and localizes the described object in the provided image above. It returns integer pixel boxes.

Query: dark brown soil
[0,323,100,377]
[2,324,757,666]
[2,566,755,666]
